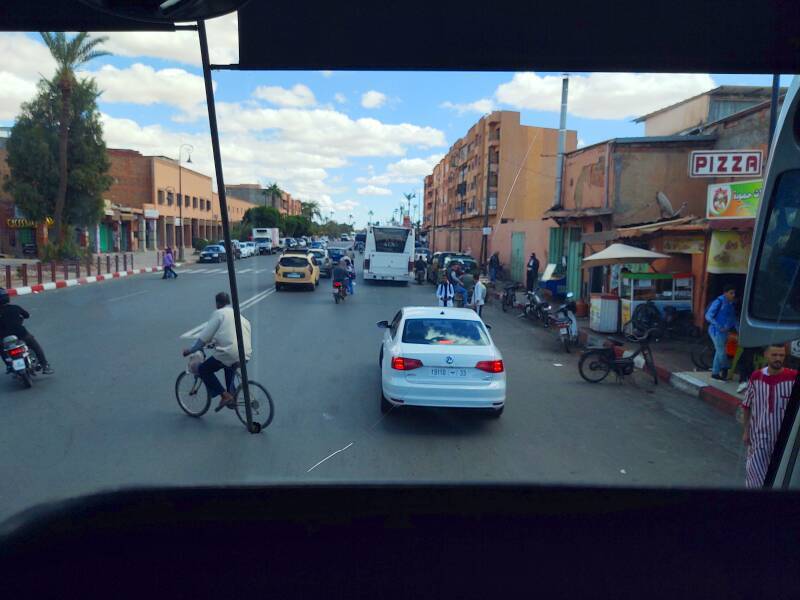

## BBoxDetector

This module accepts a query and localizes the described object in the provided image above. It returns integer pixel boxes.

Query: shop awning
[543,207,613,220]
[615,216,702,238]
[581,243,669,268]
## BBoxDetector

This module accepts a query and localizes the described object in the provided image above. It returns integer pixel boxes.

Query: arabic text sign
[707,179,762,219]
[690,150,762,177]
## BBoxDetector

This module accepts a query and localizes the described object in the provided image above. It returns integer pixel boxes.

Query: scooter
[547,292,579,352]
[333,280,347,304]
[524,288,551,327]
[415,267,426,284]
[2,335,39,388]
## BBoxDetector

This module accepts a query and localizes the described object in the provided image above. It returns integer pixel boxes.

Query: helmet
[0,287,9,305]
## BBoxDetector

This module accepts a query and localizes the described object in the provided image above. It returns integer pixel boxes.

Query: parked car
[309,248,333,277]
[443,254,479,278]
[240,241,256,257]
[217,239,242,259]
[297,238,308,248]
[428,251,462,282]
[284,238,298,250]
[199,244,226,263]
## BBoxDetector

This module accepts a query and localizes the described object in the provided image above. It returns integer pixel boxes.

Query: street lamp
[177,143,193,260]
[368,210,374,226]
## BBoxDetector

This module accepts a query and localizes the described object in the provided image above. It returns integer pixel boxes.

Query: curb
[7,266,165,297]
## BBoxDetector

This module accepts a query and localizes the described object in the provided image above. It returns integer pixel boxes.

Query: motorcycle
[333,280,347,304]
[547,292,579,352]
[415,267,426,284]
[524,288,551,327]
[2,335,39,388]
[501,282,518,312]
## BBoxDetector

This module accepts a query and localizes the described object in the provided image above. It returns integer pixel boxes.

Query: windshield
[402,319,490,346]
[373,228,410,253]
[0,23,794,522]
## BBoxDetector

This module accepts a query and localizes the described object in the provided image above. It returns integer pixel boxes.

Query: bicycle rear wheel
[578,350,612,383]
[234,380,275,429]
[175,371,211,417]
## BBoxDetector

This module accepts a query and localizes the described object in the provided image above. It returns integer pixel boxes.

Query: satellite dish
[656,191,675,218]
[78,0,249,23]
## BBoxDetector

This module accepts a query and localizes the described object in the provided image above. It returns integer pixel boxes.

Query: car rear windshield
[402,318,489,346]
[279,257,309,268]
[373,228,409,253]
[204,246,222,252]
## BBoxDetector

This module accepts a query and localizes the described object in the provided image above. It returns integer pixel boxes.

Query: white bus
[363,226,415,283]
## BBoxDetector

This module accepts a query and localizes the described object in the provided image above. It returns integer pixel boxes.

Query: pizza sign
[690,150,762,177]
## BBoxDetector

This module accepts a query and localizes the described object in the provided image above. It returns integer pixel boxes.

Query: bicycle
[578,328,659,385]
[175,346,274,430]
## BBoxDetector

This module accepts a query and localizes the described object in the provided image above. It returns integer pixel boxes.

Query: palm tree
[265,182,283,209]
[40,32,109,243]
[300,200,321,221]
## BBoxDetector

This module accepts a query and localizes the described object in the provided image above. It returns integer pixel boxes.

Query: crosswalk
[178,267,269,275]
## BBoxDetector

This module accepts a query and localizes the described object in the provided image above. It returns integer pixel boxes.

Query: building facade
[423,111,576,280]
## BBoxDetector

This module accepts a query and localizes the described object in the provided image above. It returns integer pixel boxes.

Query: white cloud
[0,72,39,120]
[253,84,316,108]
[361,90,387,109]
[356,154,443,186]
[320,70,334,78]
[0,33,57,120]
[82,63,208,113]
[334,93,347,104]
[101,12,238,67]
[335,199,359,211]
[357,185,392,196]
[440,98,495,115]
[495,72,716,120]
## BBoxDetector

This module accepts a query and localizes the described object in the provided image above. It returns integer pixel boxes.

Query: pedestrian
[472,277,487,317]
[344,257,355,296]
[705,284,738,380]
[182,292,252,412]
[163,247,178,279]
[436,279,455,307]
[526,252,540,292]
[741,343,798,488]
[489,251,500,284]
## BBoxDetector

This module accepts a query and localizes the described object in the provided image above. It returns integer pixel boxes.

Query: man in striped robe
[742,344,798,488]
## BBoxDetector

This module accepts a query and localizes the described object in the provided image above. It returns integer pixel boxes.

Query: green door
[548,227,564,273]
[567,239,583,296]
[99,224,113,252]
[511,232,525,283]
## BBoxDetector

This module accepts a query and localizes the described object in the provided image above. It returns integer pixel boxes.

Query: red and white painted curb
[7,266,166,297]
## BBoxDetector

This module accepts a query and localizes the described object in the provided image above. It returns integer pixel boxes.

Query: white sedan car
[377,307,506,417]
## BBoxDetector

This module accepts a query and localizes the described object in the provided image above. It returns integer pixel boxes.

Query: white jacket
[198,306,252,367]
[472,281,487,306]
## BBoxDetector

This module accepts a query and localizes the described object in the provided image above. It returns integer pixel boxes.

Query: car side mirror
[377,320,389,329]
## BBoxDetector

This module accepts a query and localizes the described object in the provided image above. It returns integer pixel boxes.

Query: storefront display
[619,272,694,326]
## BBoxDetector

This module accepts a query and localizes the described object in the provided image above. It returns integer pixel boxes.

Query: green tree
[5,77,111,242]
[242,205,281,228]
[283,215,313,237]
[300,200,321,222]
[265,182,283,209]
[39,32,109,242]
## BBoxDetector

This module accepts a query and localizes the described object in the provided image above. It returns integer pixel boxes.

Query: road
[0,252,745,522]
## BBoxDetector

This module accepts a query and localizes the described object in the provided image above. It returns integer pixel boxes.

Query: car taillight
[391,356,423,370]
[364,258,370,271]
[8,346,25,358]
[475,360,504,373]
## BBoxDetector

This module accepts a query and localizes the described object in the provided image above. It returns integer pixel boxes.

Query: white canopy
[581,243,669,268]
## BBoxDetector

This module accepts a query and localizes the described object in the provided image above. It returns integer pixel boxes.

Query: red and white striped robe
[742,367,798,488]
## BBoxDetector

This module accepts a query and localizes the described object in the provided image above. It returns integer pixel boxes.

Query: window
[193,197,198,209]
[157,190,164,205]
[374,228,410,253]
[389,311,402,339]
[279,256,309,268]
[177,193,182,206]
[402,318,489,346]
[206,199,211,211]
[185,196,190,207]
[167,192,174,206]
[489,173,498,187]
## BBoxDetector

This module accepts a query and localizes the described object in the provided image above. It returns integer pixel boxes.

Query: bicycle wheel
[691,341,714,370]
[578,350,612,383]
[643,347,659,385]
[175,371,211,417]
[234,380,275,429]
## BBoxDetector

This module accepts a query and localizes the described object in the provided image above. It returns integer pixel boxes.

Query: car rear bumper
[364,273,412,281]
[382,376,505,408]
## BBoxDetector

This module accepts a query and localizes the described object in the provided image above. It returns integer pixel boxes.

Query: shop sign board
[690,150,762,177]
[707,179,763,219]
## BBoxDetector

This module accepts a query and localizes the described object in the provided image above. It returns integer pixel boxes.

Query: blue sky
[0,20,792,228]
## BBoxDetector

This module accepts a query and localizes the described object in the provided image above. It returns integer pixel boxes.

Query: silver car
[308,248,333,277]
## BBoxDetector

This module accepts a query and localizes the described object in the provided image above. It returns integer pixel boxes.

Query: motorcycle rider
[0,287,53,374]
[448,261,468,306]
[414,255,427,283]
[332,260,348,298]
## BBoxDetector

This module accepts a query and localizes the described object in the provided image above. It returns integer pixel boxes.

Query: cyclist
[0,287,53,374]
[182,292,251,412]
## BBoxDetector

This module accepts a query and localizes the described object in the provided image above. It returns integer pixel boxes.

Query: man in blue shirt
[705,284,738,381]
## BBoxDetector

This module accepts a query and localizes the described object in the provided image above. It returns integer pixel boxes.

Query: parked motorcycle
[2,335,39,388]
[501,282,518,312]
[524,288,551,327]
[547,292,579,352]
[333,280,347,304]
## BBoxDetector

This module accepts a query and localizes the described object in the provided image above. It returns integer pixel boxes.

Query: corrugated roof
[567,134,716,155]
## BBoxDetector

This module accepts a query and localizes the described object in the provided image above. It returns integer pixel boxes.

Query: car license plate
[12,358,25,370]
[559,327,568,334]
[430,367,467,377]
[286,272,302,278]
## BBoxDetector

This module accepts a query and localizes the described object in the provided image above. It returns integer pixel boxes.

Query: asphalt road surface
[0,253,745,522]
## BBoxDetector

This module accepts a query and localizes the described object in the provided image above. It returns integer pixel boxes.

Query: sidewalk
[488,284,743,417]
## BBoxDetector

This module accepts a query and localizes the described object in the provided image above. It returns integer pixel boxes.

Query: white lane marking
[106,290,148,303]
[254,269,267,274]
[307,443,354,473]
[237,268,253,274]
[179,287,276,338]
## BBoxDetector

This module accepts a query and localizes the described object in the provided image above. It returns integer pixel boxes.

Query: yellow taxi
[274,250,320,290]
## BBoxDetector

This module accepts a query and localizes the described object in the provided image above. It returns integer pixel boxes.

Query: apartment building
[423,110,576,277]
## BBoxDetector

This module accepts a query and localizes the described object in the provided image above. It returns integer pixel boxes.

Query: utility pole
[458,188,465,253]
[177,143,193,260]
[480,130,493,270]
[432,191,437,252]
[553,74,569,209]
